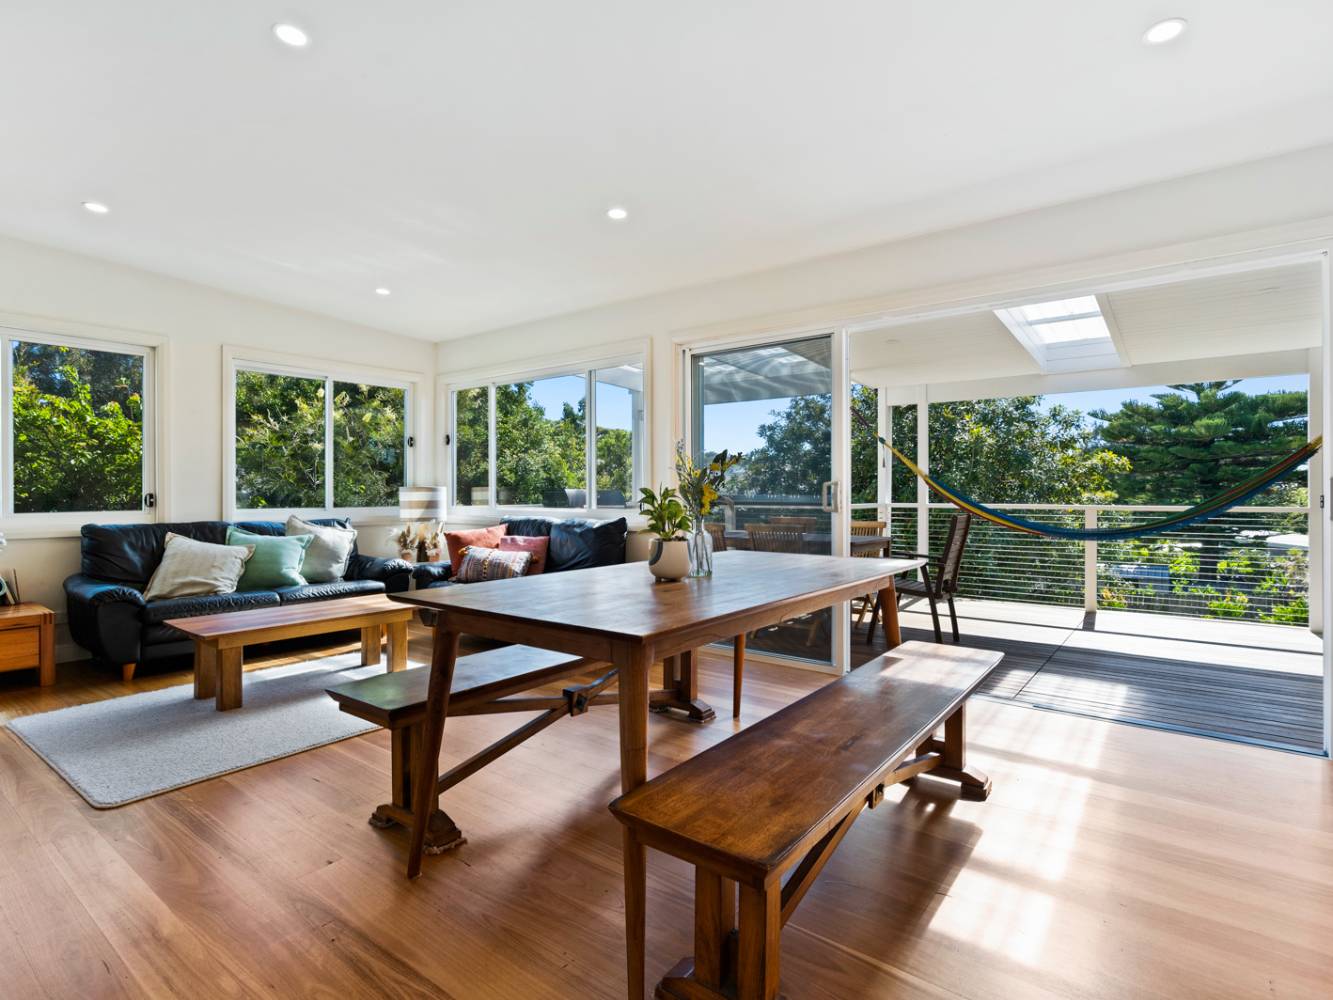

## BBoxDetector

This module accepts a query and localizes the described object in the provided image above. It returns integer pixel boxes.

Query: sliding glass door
[688,332,850,671]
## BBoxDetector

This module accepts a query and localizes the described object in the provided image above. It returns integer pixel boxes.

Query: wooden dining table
[391,549,925,1000]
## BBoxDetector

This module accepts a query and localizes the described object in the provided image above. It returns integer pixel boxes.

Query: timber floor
[0,624,1330,998]
[755,597,1326,752]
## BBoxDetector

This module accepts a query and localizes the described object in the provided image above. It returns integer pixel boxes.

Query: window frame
[0,325,158,530]
[225,353,415,522]
[446,351,647,521]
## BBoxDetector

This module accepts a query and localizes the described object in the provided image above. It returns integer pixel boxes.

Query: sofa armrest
[346,554,414,593]
[63,574,146,666]
[412,561,453,588]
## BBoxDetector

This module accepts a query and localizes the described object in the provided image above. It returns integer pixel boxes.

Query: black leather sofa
[65,518,413,674]
[412,515,628,593]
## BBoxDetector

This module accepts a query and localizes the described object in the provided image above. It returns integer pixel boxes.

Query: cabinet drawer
[0,626,40,671]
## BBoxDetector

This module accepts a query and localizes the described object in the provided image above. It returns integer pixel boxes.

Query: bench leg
[737,883,782,1000]
[193,641,217,700]
[216,647,244,711]
[929,702,991,800]
[369,723,466,854]
[360,624,383,666]
[657,869,740,1000]
[386,620,408,672]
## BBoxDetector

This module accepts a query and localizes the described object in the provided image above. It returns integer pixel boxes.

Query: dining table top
[391,550,923,646]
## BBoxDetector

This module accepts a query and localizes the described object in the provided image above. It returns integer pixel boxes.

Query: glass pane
[496,374,586,507]
[333,382,405,507]
[234,370,326,509]
[453,386,490,506]
[691,335,834,665]
[594,364,642,508]
[10,341,145,513]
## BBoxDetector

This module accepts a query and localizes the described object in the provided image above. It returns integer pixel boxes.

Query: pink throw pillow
[444,525,507,569]
[498,535,550,575]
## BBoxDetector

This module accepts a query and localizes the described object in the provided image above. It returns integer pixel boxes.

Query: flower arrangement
[673,441,742,576]
[392,520,446,562]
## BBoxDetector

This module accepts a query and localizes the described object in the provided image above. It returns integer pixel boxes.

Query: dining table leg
[406,626,461,879]
[618,642,653,1000]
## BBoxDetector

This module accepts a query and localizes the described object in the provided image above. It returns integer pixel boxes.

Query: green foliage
[332,382,405,507]
[11,345,143,513]
[494,383,585,505]
[234,372,326,508]
[638,485,691,539]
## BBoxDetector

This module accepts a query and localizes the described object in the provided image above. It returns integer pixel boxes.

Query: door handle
[821,481,840,513]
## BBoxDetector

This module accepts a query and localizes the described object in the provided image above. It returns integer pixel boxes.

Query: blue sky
[526,374,634,430]
[1038,373,1308,425]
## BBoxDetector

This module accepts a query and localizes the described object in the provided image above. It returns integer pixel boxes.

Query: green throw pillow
[226,527,313,590]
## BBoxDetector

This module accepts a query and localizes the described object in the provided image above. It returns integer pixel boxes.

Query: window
[232,362,411,514]
[994,294,1121,373]
[450,359,644,513]
[2,332,153,518]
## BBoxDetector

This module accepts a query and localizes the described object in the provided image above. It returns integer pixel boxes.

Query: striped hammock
[867,428,1321,542]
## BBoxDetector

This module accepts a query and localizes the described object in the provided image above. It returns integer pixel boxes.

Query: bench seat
[328,643,615,853]
[610,639,1001,999]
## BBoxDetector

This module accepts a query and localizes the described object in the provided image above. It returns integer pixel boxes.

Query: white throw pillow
[144,532,255,600]
[285,515,357,583]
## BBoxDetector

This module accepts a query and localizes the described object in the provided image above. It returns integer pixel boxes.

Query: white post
[1084,507,1098,614]
[1308,347,1323,637]
[878,393,890,526]
[916,385,930,559]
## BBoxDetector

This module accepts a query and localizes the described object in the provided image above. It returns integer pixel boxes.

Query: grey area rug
[7,653,383,808]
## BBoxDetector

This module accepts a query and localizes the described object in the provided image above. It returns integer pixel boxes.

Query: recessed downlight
[273,23,310,48]
[82,201,110,214]
[606,206,629,221]
[375,287,392,296]
[1143,17,1187,45]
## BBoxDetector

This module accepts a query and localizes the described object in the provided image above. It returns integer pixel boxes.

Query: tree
[1092,381,1308,505]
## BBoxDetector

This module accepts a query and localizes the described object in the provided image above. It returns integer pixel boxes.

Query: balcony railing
[870,502,1309,626]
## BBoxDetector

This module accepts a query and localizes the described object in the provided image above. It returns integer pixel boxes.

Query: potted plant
[637,485,693,581]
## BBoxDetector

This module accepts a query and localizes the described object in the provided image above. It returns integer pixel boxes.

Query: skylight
[1012,296,1110,344]
[994,294,1123,373]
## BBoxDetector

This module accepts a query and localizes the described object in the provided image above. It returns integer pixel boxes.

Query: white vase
[648,538,691,581]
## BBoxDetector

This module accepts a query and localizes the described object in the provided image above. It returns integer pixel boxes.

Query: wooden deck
[866,598,1325,753]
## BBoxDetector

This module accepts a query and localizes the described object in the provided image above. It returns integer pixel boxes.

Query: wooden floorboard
[0,623,1329,998]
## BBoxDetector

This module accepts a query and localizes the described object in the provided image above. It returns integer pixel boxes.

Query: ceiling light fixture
[1143,17,1187,45]
[375,287,391,296]
[82,201,110,214]
[606,206,629,221]
[272,23,310,48]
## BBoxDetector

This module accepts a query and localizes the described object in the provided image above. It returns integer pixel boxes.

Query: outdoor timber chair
[891,512,972,644]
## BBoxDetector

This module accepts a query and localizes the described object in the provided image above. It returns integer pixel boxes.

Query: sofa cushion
[144,533,255,601]
[228,527,313,590]
[444,525,507,569]
[499,516,557,538]
[285,515,357,582]
[80,521,231,587]
[548,517,628,572]
[143,589,282,625]
[275,579,386,604]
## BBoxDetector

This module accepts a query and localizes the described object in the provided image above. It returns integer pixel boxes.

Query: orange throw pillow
[498,535,550,574]
[444,525,507,569]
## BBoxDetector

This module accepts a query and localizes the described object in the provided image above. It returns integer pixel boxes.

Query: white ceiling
[850,261,1324,386]
[3,1,1333,342]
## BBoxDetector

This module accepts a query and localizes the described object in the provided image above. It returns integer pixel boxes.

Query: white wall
[0,233,436,659]
[436,143,1333,503]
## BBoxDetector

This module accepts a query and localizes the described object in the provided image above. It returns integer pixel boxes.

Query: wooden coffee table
[166,595,416,711]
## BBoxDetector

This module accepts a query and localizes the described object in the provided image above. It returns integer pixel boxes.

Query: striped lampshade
[398,486,448,522]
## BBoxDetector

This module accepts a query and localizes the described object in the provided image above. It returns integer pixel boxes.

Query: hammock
[856,412,1320,541]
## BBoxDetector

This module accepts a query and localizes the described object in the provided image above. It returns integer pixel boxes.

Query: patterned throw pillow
[454,545,533,583]
[444,524,507,569]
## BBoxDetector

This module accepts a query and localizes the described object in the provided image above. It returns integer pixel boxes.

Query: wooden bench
[609,640,1002,1000]
[328,643,617,853]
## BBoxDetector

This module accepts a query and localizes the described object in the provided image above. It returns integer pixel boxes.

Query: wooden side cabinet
[0,603,56,686]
